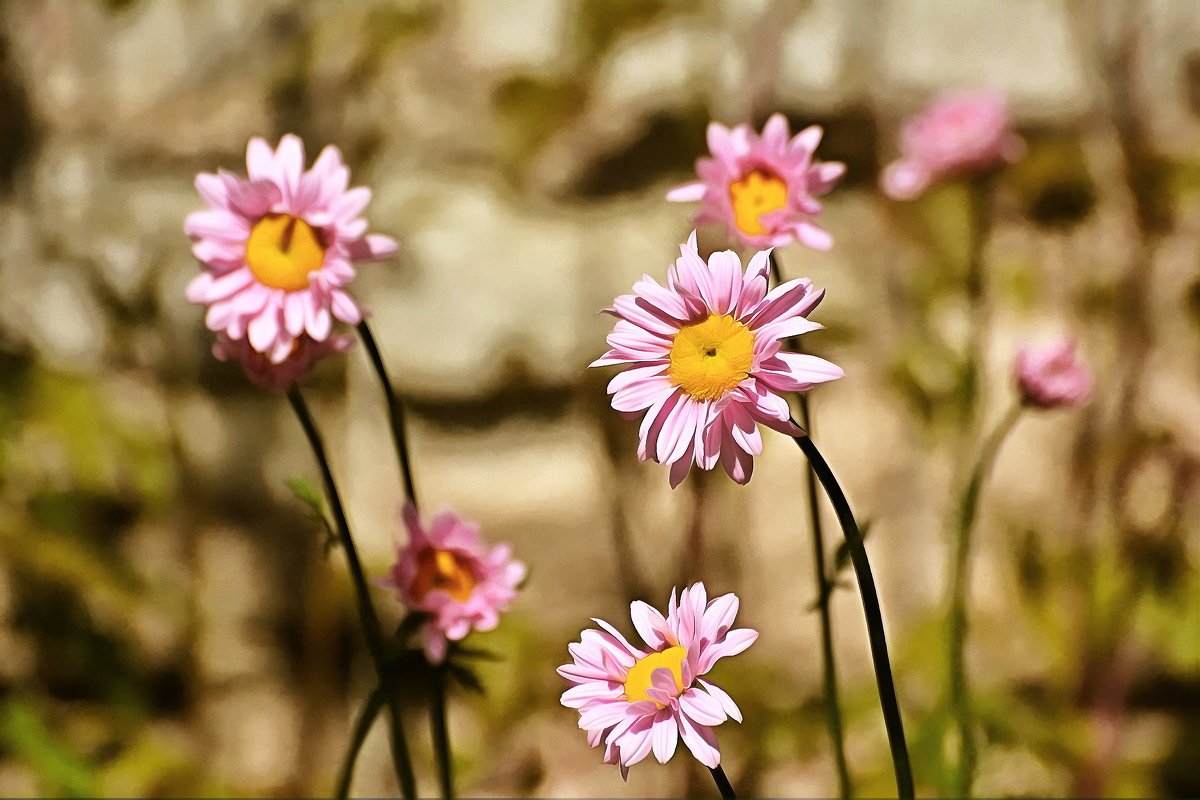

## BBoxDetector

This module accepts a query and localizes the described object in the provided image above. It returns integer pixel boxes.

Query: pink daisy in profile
[880,91,1024,200]
[184,134,398,363]
[380,504,526,664]
[590,232,843,488]
[558,583,757,778]
[667,113,845,250]
[1013,337,1093,410]
[212,332,353,391]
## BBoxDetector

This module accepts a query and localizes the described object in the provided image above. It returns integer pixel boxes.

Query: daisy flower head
[591,232,843,488]
[880,91,1024,200]
[184,134,398,363]
[381,504,526,664]
[558,583,757,778]
[667,113,846,250]
[1014,337,1093,410]
[212,331,352,391]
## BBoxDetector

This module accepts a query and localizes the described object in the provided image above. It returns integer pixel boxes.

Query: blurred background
[0,0,1197,796]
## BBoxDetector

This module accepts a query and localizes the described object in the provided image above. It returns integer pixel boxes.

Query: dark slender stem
[769,252,852,799]
[430,666,455,799]
[948,403,1023,798]
[709,765,737,799]
[336,687,386,799]
[790,426,915,800]
[356,320,419,504]
[286,388,417,799]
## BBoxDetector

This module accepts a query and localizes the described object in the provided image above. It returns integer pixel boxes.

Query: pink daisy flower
[184,134,398,363]
[558,583,757,778]
[666,113,846,250]
[380,504,526,664]
[212,332,353,391]
[1013,337,1093,410]
[880,91,1025,200]
[590,232,843,488]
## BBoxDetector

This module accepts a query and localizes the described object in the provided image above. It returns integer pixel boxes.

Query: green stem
[948,403,1023,798]
[769,253,852,799]
[430,665,455,799]
[336,687,385,799]
[963,177,994,427]
[709,764,737,799]
[286,388,417,800]
[789,427,915,800]
[356,320,419,504]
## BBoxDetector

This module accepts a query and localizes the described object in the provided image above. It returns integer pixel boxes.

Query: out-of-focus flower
[558,583,757,778]
[1014,337,1093,409]
[880,92,1024,200]
[381,504,526,664]
[185,134,398,363]
[590,232,842,488]
[212,332,352,391]
[667,113,845,250]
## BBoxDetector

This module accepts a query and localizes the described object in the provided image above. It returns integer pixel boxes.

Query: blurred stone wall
[0,0,1197,797]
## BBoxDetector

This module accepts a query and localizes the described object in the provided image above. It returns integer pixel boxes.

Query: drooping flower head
[880,91,1024,200]
[667,113,845,250]
[381,504,526,664]
[212,331,352,391]
[185,134,398,363]
[558,583,757,778]
[590,232,843,487]
[1013,337,1093,409]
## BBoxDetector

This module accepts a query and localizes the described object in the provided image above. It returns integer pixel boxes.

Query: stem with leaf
[948,403,1023,798]
[286,388,416,799]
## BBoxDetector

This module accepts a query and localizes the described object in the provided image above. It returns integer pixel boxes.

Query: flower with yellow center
[411,548,478,603]
[728,169,789,237]
[245,213,326,291]
[622,645,687,705]
[668,314,756,401]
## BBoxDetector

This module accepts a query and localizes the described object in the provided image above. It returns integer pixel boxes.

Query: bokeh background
[0,0,1197,797]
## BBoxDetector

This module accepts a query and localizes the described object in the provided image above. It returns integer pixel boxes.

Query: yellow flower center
[668,314,756,401]
[245,213,326,291]
[623,645,687,706]
[411,548,477,603]
[728,169,788,236]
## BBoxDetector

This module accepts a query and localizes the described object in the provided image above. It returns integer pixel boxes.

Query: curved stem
[430,665,455,799]
[789,426,915,800]
[356,320,419,504]
[709,765,737,799]
[769,253,852,798]
[336,687,385,799]
[286,388,417,799]
[948,403,1023,798]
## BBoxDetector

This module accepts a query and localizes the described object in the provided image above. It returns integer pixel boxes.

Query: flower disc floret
[668,113,845,249]
[558,584,758,778]
[184,134,399,363]
[591,232,844,487]
[381,504,526,663]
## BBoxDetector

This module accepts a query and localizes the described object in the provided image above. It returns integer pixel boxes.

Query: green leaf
[0,699,95,798]
[285,477,338,553]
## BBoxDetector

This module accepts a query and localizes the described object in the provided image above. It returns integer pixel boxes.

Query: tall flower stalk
[286,388,417,800]
[354,319,455,799]
[769,254,851,799]
[790,428,915,800]
[947,403,1022,798]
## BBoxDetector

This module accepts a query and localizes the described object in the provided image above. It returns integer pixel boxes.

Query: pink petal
[698,679,743,723]
[245,137,277,183]
[630,600,673,650]
[677,710,721,768]
[275,133,305,204]
[679,688,726,726]
[666,181,707,202]
[651,716,679,764]
[794,221,834,251]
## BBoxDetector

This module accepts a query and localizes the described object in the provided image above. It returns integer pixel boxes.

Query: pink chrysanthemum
[590,232,843,487]
[667,113,846,250]
[1013,337,1093,410]
[558,583,757,778]
[880,91,1024,200]
[212,332,352,391]
[184,134,398,363]
[381,504,526,664]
